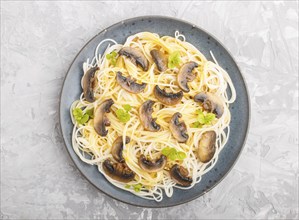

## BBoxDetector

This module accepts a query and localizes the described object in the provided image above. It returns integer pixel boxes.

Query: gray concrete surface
[1,1,298,219]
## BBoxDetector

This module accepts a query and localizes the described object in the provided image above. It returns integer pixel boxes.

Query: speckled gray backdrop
[1,1,298,219]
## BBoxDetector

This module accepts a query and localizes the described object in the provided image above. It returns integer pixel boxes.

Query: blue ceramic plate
[59,16,250,207]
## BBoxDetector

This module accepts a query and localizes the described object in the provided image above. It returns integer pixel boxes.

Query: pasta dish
[70,31,236,202]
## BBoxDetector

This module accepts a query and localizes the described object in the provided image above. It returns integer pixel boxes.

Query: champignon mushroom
[94,99,114,136]
[197,131,216,163]
[194,92,224,118]
[111,136,130,163]
[103,159,135,183]
[177,61,198,93]
[139,100,161,132]
[169,112,189,143]
[119,47,149,71]
[153,85,183,106]
[169,164,192,186]
[150,49,168,72]
[116,71,147,94]
[83,66,98,102]
[138,154,167,173]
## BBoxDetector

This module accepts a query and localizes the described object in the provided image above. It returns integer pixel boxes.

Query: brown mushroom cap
[94,99,114,136]
[138,154,167,173]
[116,71,147,94]
[169,112,189,143]
[139,100,161,132]
[119,47,149,71]
[111,136,130,162]
[153,85,183,106]
[194,92,224,118]
[197,131,216,163]
[177,61,198,92]
[103,159,135,183]
[169,164,192,186]
[150,49,168,72]
[83,66,98,102]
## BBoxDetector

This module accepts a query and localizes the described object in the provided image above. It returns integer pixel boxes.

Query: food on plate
[70,31,236,202]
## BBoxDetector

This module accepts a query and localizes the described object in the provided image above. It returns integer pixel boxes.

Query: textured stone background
[1,1,298,219]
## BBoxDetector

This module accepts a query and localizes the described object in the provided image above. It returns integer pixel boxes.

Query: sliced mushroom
[83,66,98,102]
[194,92,224,118]
[177,61,198,92]
[150,49,168,72]
[119,47,149,71]
[103,159,135,183]
[139,100,161,132]
[94,99,114,136]
[111,136,130,162]
[116,71,146,93]
[153,85,183,106]
[169,112,189,143]
[138,154,167,173]
[170,164,192,186]
[197,131,216,163]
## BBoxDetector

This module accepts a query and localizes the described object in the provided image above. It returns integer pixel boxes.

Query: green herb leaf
[133,183,142,192]
[204,113,215,124]
[177,152,187,160]
[125,183,143,192]
[73,108,83,118]
[106,51,118,66]
[191,121,201,128]
[168,51,181,68]
[79,114,89,124]
[193,110,216,126]
[161,147,171,156]
[85,108,94,119]
[115,105,132,123]
[169,152,177,161]
[111,51,117,57]
[169,148,177,155]
[73,108,93,124]
[195,109,201,114]
[125,184,131,189]
[123,104,132,112]
[161,147,186,161]
[197,110,206,124]
[116,109,130,123]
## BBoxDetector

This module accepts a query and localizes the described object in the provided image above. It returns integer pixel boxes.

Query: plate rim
[59,15,251,208]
